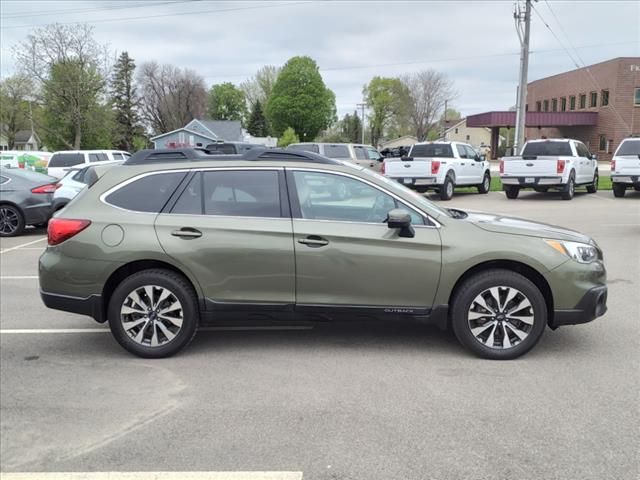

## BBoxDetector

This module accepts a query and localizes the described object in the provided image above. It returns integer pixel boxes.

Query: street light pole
[513,0,533,155]
[356,103,366,144]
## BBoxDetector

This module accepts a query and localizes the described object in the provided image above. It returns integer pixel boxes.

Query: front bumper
[40,290,104,322]
[501,176,564,187]
[611,175,640,186]
[552,285,607,327]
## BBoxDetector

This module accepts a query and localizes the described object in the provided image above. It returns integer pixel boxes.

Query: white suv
[611,137,640,197]
[47,150,130,179]
[52,159,124,211]
[382,141,491,200]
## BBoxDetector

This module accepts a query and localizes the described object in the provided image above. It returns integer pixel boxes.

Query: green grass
[455,174,612,193]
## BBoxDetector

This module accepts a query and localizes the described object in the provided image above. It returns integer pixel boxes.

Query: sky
[1,0,639,119]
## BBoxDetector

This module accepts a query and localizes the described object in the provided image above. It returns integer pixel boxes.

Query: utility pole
[513,0,533,155]
[442,99,448,140]
[356,102,366,144]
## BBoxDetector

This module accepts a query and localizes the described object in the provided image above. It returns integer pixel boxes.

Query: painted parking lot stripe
[0,473,304,480]
[0,237,47,254]
[0,326,313,334]
[0,276,39,280]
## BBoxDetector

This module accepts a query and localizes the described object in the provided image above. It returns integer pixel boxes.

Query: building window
[561,97,567,112]
[634,87,640,106]
[552,98,558,112]
[601,90,609,106]
[525,104,529,111]
[590,91,598,107]
[536,101,542,111]
[466,134,470,141]
[543,100,549,112]
[579,94,586,109]
[455,128,458,134]
[599,134,607,152]
[569,96,576,110]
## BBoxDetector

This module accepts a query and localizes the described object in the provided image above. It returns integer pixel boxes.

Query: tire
[0,204,25,237]
[504,185,520,199]
[561,172,575,200]
[451,269,547,360]
[586,172,598,194]
[534,187,548,193]
[439,174,455,201]
[477,172,491,194]
[612,183,626,198]
[634,186,640,192]
[108,269,199,358]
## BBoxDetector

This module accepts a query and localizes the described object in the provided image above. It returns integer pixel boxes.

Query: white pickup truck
[611,137,640,198]
[382,141,491,200]
[500,139,599,200]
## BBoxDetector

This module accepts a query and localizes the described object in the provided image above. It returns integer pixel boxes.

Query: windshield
[522,141,572,157]
[288,144,320,153]
[410,144,454,158]
[615,139,640,156]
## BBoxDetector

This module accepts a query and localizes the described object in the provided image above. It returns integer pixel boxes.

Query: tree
[277,127,299,147]
[246,100,268,137]
[266,56,336,141]
[363,77,408,147]
[440,108,461,123]
[207,82,247,123]
[14,24,111,149]
[0,75,33,149]
[138,62,207,135]
[340,111,362,144]
[111,52,144,151]
[400,69,455,141]
[241,65,280,108]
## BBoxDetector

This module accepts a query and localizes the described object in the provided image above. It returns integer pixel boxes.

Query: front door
[154,168,295,308]
[287,169,442,312]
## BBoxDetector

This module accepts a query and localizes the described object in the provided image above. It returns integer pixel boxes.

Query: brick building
[467,57,640,160]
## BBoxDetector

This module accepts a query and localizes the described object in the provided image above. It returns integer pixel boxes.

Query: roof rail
[124,147,341,165]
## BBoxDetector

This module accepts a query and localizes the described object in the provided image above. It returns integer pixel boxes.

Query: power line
[2,1,202,19]
[0,1,315,29]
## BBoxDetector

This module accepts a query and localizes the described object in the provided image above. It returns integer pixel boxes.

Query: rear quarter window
[104,172,186,213]
[49,153,84,167]
[522,142,573,157]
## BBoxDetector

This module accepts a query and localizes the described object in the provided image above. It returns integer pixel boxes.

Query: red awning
[466,111,598,128]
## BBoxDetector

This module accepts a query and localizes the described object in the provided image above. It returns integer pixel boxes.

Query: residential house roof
[14,130,36,143]
[199,120,242,142]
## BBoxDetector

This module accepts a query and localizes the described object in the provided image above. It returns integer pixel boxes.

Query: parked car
[287,143,384,170]
[500,139,598,200]
[52,159,124,212]
[382,141,491,200]
[204,142,262,154]
[39,148,607,360]
[0,167,58,237]
[610,137,640,197]
[47,150,131,179]
[0,151,53,173]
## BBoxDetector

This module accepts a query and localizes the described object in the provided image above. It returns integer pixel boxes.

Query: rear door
[463,145,483,184]
[154,168,295,309]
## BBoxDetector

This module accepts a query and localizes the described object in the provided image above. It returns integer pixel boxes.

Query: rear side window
[353,146,367,160]
[616,140,640,156]
[288,144,320,154]
[171,174,203,215]
[522,142,572,157]
[464,145,478,159]
[203,170,280,217]
[112,153,124,160]
[455,145,468,158]
[49,153,83,167]
[105,172,186,212]
[410,144,454,158]
[72,169,88,183]
[323,145,350,159]
[575,143,591,158]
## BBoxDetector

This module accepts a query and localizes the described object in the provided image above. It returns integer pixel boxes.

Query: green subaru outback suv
[39,148,607,359]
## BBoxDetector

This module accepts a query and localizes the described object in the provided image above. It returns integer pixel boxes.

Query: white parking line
[0,237,47,254]
[0,326,313,334]
[0,473,303,480]
[0,276,39,280]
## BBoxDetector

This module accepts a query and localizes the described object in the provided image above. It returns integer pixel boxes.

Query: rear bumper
[501,176,565,187]
[388,176,439,187]
[611,175,640,186]
[40,290,104,323]
[551,286,608,328]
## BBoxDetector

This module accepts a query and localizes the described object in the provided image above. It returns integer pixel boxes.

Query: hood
[459,210,592,243]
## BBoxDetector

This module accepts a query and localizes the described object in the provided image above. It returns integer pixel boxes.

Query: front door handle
[171,227,202,239]
[298,235,329,247]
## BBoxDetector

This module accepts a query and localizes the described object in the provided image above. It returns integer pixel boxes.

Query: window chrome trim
[288,167,442,228]
[0,175,11,185]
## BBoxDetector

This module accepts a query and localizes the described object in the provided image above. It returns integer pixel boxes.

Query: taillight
[499,160,504,174]
[431,161,441,175]
[381,162,386,175]
[47,218,91,246]
[31,183,58,194]
[557,160,566,174]
[611,160,615,172]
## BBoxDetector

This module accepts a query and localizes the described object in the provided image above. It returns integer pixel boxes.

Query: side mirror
[387,208,415,238]
[591,154,598,161]
[479,154,487,162]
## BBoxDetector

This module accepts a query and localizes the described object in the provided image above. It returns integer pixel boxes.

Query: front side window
[464,145,478,159]
[105,172,186,213]
[366,148,381,160]
[455,144,468,158]
[292,171,424,225]
[323,145,350,159]
[576,143,591,158]
[203,170,281,217]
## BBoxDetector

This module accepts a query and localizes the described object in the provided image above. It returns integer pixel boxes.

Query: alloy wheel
[120,285,184,347]
[0,207,19,235]
[467,286,535,349]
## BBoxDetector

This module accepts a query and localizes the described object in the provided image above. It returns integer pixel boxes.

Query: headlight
[544,239,600,264]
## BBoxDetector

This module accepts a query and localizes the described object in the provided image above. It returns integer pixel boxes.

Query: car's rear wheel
[504,186,520,199]
[586,173,598,193]
[612,183,626,198]
[477,172,491,194]
[439,174,455,201]
[0,205,25,237]
[561,173,575,200]
[108,269,199,358]
[451,269,547,360]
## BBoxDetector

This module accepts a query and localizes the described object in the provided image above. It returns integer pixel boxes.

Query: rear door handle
[171,227,202,239]
[298,235,329,247]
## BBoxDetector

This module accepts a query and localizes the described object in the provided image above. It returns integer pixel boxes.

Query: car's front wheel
[439,174,455,201]
[477,172,491,194]
[451,269,547,360]
[108,269,199,358]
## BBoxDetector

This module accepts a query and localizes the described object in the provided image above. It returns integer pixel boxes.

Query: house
[0,125,41,151]
[150,119,243,149]
[444,118,504,151]
[380,135,418,150]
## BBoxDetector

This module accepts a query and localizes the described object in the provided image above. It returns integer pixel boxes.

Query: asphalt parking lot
[1,189,639,479]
